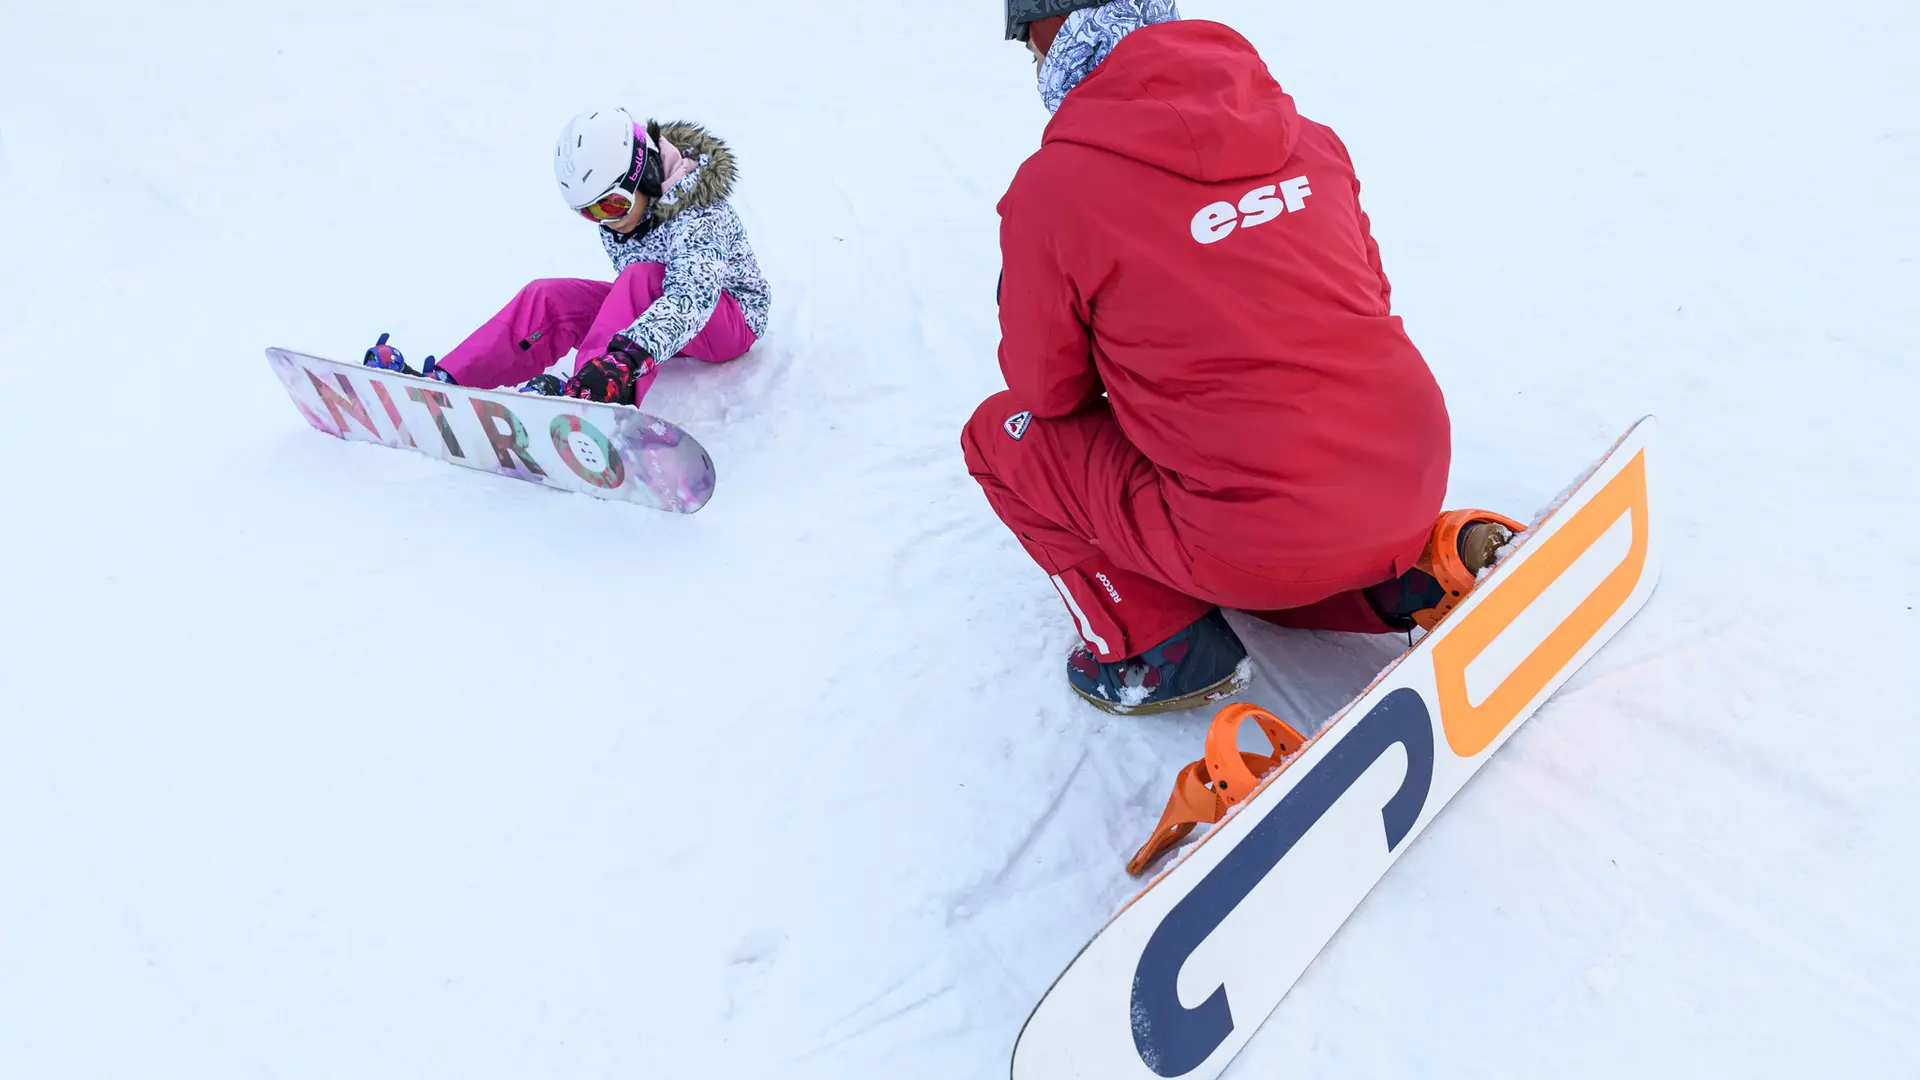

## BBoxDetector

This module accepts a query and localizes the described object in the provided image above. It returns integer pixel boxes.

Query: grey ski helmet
[1005,0,1105,41]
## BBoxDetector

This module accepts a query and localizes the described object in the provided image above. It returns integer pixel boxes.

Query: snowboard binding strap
[1412,508,1529,630]
[1127,704,1307,876]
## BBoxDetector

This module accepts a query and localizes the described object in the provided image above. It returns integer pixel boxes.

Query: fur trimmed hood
[647,121,736,224]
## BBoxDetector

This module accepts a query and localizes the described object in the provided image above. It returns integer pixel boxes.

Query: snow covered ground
[3,0,1917,1076]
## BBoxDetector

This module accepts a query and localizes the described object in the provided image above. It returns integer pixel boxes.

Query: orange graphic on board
[1433,451,1651,758]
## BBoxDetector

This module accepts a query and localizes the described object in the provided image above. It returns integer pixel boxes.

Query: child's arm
[615,212,730,361]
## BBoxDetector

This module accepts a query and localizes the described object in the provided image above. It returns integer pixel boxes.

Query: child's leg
[577,263,670,361]
[577,262,759,405]
[434,278,613,388]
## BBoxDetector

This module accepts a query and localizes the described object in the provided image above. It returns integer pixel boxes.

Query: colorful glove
[564,337,655,405]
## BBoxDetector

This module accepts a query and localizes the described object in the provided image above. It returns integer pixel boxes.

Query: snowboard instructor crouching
[965,0,1522,714]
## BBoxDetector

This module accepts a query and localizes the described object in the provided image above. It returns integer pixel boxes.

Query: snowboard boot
[1366,509,1528,633]
[564,336,656,405]
[518,374,566,396]
[363,333,454,382]
[1066,608,1252,716]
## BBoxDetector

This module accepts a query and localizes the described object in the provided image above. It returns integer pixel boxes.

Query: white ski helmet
[552,107,661,211]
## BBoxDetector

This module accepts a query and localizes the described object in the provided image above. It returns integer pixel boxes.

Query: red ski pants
[962,391,1399,662]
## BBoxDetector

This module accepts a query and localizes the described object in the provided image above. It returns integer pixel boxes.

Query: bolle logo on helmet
[627,135,648,183]
[1004,410,1033,440]
[1191,176,1313,245]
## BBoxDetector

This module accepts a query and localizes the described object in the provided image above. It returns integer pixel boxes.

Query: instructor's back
[966,1,1516,714]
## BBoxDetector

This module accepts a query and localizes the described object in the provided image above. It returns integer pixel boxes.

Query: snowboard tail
[266,347,715,513]
[1010,417,1663,1079]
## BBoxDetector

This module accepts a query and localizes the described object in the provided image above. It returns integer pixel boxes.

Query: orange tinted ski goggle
[578,188,640,223]
[575,128,664,224]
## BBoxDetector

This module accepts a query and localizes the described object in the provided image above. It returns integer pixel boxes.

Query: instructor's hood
[1043,20,1300,184]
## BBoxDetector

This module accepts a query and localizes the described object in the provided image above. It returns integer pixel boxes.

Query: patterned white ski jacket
[599,122,771,360]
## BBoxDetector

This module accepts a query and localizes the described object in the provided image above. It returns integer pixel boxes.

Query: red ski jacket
[996,20,1451,587]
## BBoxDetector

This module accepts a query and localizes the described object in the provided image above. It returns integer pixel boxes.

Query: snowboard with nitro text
[1011,416,1663,1079]
[266,347,716,513]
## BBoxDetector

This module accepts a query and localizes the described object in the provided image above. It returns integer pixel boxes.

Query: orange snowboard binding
[1128,704,1307,876]
[1406,508,1528,631]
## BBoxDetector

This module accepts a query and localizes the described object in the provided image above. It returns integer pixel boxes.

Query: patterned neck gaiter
[1036,0,1183,114]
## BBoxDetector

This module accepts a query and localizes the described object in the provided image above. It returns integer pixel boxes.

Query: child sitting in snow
[364,108,770,407]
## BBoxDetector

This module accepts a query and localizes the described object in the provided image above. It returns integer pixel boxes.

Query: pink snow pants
[435,261,756,405]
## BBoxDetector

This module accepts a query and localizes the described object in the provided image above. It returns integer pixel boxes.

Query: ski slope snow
[3,1,1917,1077]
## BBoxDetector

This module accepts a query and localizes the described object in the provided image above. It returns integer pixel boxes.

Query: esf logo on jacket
[1190,177,1313,245]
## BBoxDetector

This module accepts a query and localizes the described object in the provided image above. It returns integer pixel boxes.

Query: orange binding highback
[1127,704,1307,876]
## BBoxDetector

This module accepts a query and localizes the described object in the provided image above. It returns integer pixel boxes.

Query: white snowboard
[266,347,716,513]
[1011,417,1664,1079]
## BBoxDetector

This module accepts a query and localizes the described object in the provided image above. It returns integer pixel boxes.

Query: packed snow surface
[3,1,1917,1076]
